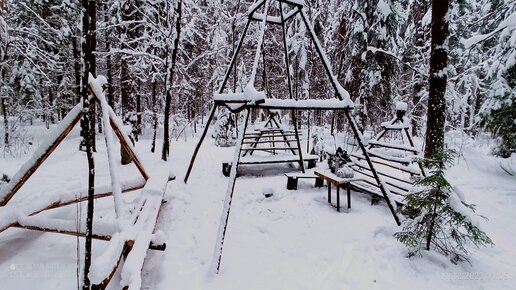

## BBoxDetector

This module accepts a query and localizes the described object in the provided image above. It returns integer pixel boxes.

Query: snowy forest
[0,0,514,157]
[0,0,515,289]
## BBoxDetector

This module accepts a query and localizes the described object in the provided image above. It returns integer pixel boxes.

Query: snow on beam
[256,98,354,110]
[0,177,146,233]
[250,8,299,24]
[0,102,84,206]
[90,166,174,289]
[120,167,173,290]
[250,13,282,25]
[277,0,304,7]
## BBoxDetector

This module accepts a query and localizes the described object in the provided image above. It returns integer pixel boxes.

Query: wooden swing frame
[0,81,171,290]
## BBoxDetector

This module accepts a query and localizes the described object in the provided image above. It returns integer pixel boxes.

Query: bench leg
[287,177,298,190]
[327,181,331,204]
[337,185,340,212]
[222,163,232,177]
[347,183,351,209]
[315,177,323,188]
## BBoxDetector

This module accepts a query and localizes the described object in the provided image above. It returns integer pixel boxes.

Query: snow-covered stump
[89,166,174,290]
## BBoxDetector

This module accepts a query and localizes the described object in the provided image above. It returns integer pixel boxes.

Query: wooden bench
[222,155,318,177]
[285,173,324,190]
[314,170,361,212]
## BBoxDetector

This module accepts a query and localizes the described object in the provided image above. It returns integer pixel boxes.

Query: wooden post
[327,180,331,203]
[336,184,340,212]
[214,109,251,273]
[184,105,217,183]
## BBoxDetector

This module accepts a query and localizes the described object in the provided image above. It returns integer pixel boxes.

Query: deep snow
[0,123,514,290]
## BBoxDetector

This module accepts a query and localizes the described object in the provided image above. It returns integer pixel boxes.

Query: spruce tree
[395,149,493,263]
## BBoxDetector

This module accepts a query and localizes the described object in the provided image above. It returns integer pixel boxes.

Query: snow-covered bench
[222,154,319,177]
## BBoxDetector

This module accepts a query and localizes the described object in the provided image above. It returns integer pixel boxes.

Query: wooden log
[184,105,217,183]
[0,182,145,235]
[92,241,132,290]
[213,109,251,273]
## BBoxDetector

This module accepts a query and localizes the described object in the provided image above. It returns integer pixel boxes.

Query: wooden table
[314,170,361,212]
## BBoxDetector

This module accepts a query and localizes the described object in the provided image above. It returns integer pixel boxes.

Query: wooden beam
[92,242,132,290]
[184,105,217,183]
[0,107,84,206]
[109,117,149,180]
[0,183,145,234]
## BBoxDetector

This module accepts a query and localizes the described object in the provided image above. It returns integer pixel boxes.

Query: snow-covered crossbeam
[251,7,299,24]
[90,166,174,289]
[255,98,353,110]
[0,177,146,233]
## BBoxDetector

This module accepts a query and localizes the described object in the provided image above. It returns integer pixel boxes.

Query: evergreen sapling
[394,149,493,263]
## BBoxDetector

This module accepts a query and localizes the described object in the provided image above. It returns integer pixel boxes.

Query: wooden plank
[350,182,405,205]
[368,140,420,153]
[352,170,411,193]
[366,150,416,164]
[239,156,318,165]
[243,133,298,139]
[92,242,132,290]
[241,147,299,151]
[0,182,146,235]
[285,173,318,178]
[351,161,413,185]
[351,153,420,175]
[352,176,408,197]
[242,139,298,144]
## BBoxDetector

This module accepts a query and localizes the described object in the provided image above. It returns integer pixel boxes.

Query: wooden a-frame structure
[181,0,402,273]
[350,104,426,205]
[0,76,173,290]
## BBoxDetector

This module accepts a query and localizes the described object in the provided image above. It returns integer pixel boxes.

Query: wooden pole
[214,109,251,273]
[184,105,217,183]
[0,109,83,206]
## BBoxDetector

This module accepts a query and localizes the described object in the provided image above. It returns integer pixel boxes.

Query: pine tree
[395,149,493,263]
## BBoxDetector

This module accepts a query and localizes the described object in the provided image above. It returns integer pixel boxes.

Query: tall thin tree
[424,0,449,158]
[81,0,96,288]
[162,0,183,161]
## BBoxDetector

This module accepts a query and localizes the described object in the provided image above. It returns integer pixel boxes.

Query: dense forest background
[0,0,514,158]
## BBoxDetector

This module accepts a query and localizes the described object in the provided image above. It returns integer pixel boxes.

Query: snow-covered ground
[0,124,514,289]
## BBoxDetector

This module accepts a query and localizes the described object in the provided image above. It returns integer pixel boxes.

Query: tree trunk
[1,97,7,146]
[151,80,157,153]
[89,0,97,152]
[73,38,81,104]
[105,3,114,109]
[424,0,449,158]
[162,0,183,161]
[411,1,430,137]
[81,0,96,288]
